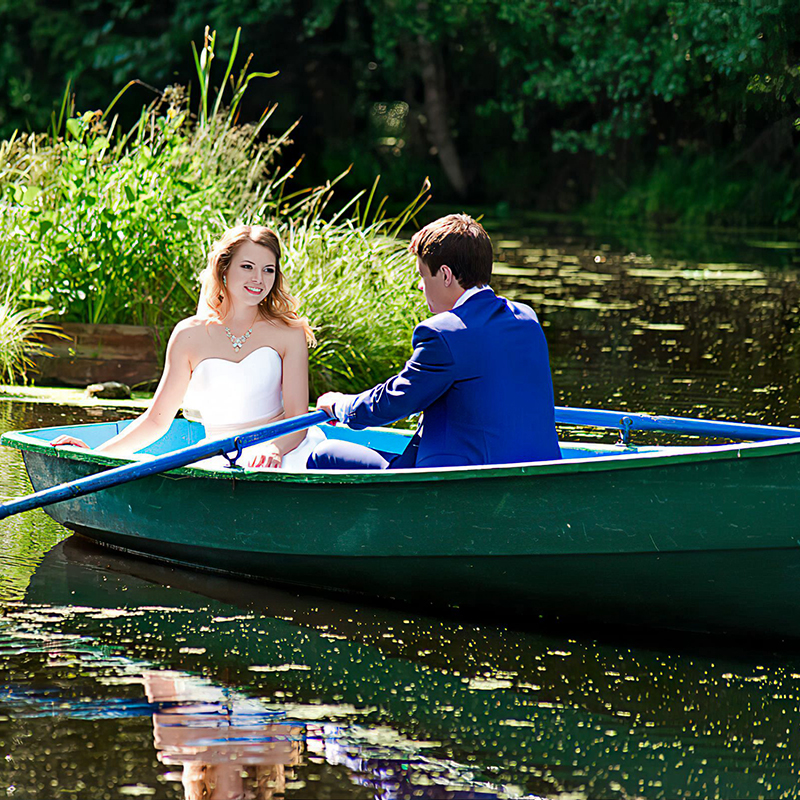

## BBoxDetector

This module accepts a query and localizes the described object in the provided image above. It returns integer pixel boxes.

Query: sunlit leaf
[65,118,82,140]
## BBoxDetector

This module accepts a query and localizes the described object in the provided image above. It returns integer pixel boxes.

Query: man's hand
[315,392,345,424]
[247,443,282,469]
[51,435,90,449]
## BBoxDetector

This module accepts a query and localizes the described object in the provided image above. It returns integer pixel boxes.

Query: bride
[51,225,323,470]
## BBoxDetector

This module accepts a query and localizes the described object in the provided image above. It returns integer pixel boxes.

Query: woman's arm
[97,324,194,456]
[248,326,310,468]
[52,322,195,457]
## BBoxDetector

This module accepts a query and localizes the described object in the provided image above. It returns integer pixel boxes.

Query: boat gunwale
[5,423,800,485]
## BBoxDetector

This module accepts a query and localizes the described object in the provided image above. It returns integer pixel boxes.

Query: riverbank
[0,385,152,411]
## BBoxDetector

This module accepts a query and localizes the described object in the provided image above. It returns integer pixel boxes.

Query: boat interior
[15,418,682,465]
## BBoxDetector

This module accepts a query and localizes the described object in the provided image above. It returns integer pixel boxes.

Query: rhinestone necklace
[224,314,259,352]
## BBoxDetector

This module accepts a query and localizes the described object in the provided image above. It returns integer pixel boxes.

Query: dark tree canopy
[2,0,798,223]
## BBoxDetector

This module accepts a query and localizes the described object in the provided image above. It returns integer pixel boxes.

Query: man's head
[409,214,493,314]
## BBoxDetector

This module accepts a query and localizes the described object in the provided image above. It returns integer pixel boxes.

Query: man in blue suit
[307,214,561,469]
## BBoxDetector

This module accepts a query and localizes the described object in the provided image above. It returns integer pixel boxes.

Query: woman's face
[225,240,278,308]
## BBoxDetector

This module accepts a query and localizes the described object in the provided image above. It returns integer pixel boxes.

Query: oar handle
[555,406,800,441]
[0,409,331,521]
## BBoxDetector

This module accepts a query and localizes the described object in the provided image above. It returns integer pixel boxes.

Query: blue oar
[0,409,331,521]
[555,406,800,442]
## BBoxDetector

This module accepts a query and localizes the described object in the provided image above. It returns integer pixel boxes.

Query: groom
[307,213,561,469]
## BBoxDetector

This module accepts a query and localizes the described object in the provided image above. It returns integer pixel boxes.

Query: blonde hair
[198,225,315,345]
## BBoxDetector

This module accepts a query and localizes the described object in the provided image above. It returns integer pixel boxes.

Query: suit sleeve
[333,325,456,430]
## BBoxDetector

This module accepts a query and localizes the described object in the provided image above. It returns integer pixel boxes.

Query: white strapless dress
[182,346,324,471]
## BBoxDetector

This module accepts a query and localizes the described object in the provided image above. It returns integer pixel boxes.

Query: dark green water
[2,228,800,799]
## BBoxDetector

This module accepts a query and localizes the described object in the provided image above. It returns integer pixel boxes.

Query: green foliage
[281,187,429,395]
[1,1,799,222]
[0,29,301,338]
[0,28,430,392]
[0,293,67,385]
[588,145,800,227]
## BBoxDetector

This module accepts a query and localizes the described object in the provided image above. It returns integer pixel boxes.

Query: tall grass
[0,292,68,385]
[0,28,429,393]
[278,184,429,394]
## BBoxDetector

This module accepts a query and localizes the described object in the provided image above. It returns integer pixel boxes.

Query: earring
[222,276,227,287]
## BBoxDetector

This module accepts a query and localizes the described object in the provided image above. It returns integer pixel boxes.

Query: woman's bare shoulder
[261,318,307,350]
[170,316,216,349]
[174,315,218,334]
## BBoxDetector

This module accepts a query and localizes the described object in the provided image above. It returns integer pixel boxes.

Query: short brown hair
[409,214,493,289]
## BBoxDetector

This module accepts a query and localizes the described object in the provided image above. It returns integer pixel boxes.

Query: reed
[281,198,429,394]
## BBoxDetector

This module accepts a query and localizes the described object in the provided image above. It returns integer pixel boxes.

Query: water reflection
[491,234,800,433]
[145,672,301,799]
[145,671,503,800]
[0,538,797,798]
[0,402,132,602]
[0,605,516,800]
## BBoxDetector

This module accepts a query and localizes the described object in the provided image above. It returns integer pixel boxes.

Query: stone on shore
[84,381,132,400]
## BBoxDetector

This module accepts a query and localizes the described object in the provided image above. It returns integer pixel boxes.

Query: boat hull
[64,520,800,640]
[14,425,800,638]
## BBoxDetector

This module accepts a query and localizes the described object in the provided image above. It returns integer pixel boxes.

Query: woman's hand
[51,435,90,449]
[247,444,282,469]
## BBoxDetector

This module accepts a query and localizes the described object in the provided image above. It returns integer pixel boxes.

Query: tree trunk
[416,34,468,197]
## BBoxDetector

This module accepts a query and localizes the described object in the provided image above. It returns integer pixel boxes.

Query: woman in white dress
[51,225,323,470]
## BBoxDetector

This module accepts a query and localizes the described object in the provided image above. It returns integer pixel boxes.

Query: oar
[555,406,800,442]
[0,409,331,521]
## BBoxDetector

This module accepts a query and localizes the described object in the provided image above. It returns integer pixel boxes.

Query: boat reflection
[13,536,800,799]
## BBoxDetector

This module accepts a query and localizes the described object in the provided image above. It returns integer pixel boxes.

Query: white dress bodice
[182,346,323,470]
[183,347,285,437]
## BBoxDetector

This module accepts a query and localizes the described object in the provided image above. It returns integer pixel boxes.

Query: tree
[1,0,798,218]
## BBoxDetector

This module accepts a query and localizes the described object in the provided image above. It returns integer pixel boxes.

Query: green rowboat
[4,408,800,639]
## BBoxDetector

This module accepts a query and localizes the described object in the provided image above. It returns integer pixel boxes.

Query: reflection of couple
[144,671,301,800]
[54,214,560,469]
[144,670,503,800]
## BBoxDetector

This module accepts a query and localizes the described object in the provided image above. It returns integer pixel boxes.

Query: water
[491,226,800,430]
[2,228,800,798]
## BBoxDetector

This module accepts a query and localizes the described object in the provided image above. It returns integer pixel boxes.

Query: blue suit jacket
[333,290,561,468]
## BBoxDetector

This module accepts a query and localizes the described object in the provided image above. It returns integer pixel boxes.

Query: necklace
[224,314,258,352]
[224,325,251,352]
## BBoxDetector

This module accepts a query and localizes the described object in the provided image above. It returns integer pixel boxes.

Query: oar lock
[616,416,635,447]
[222,438,244,469]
